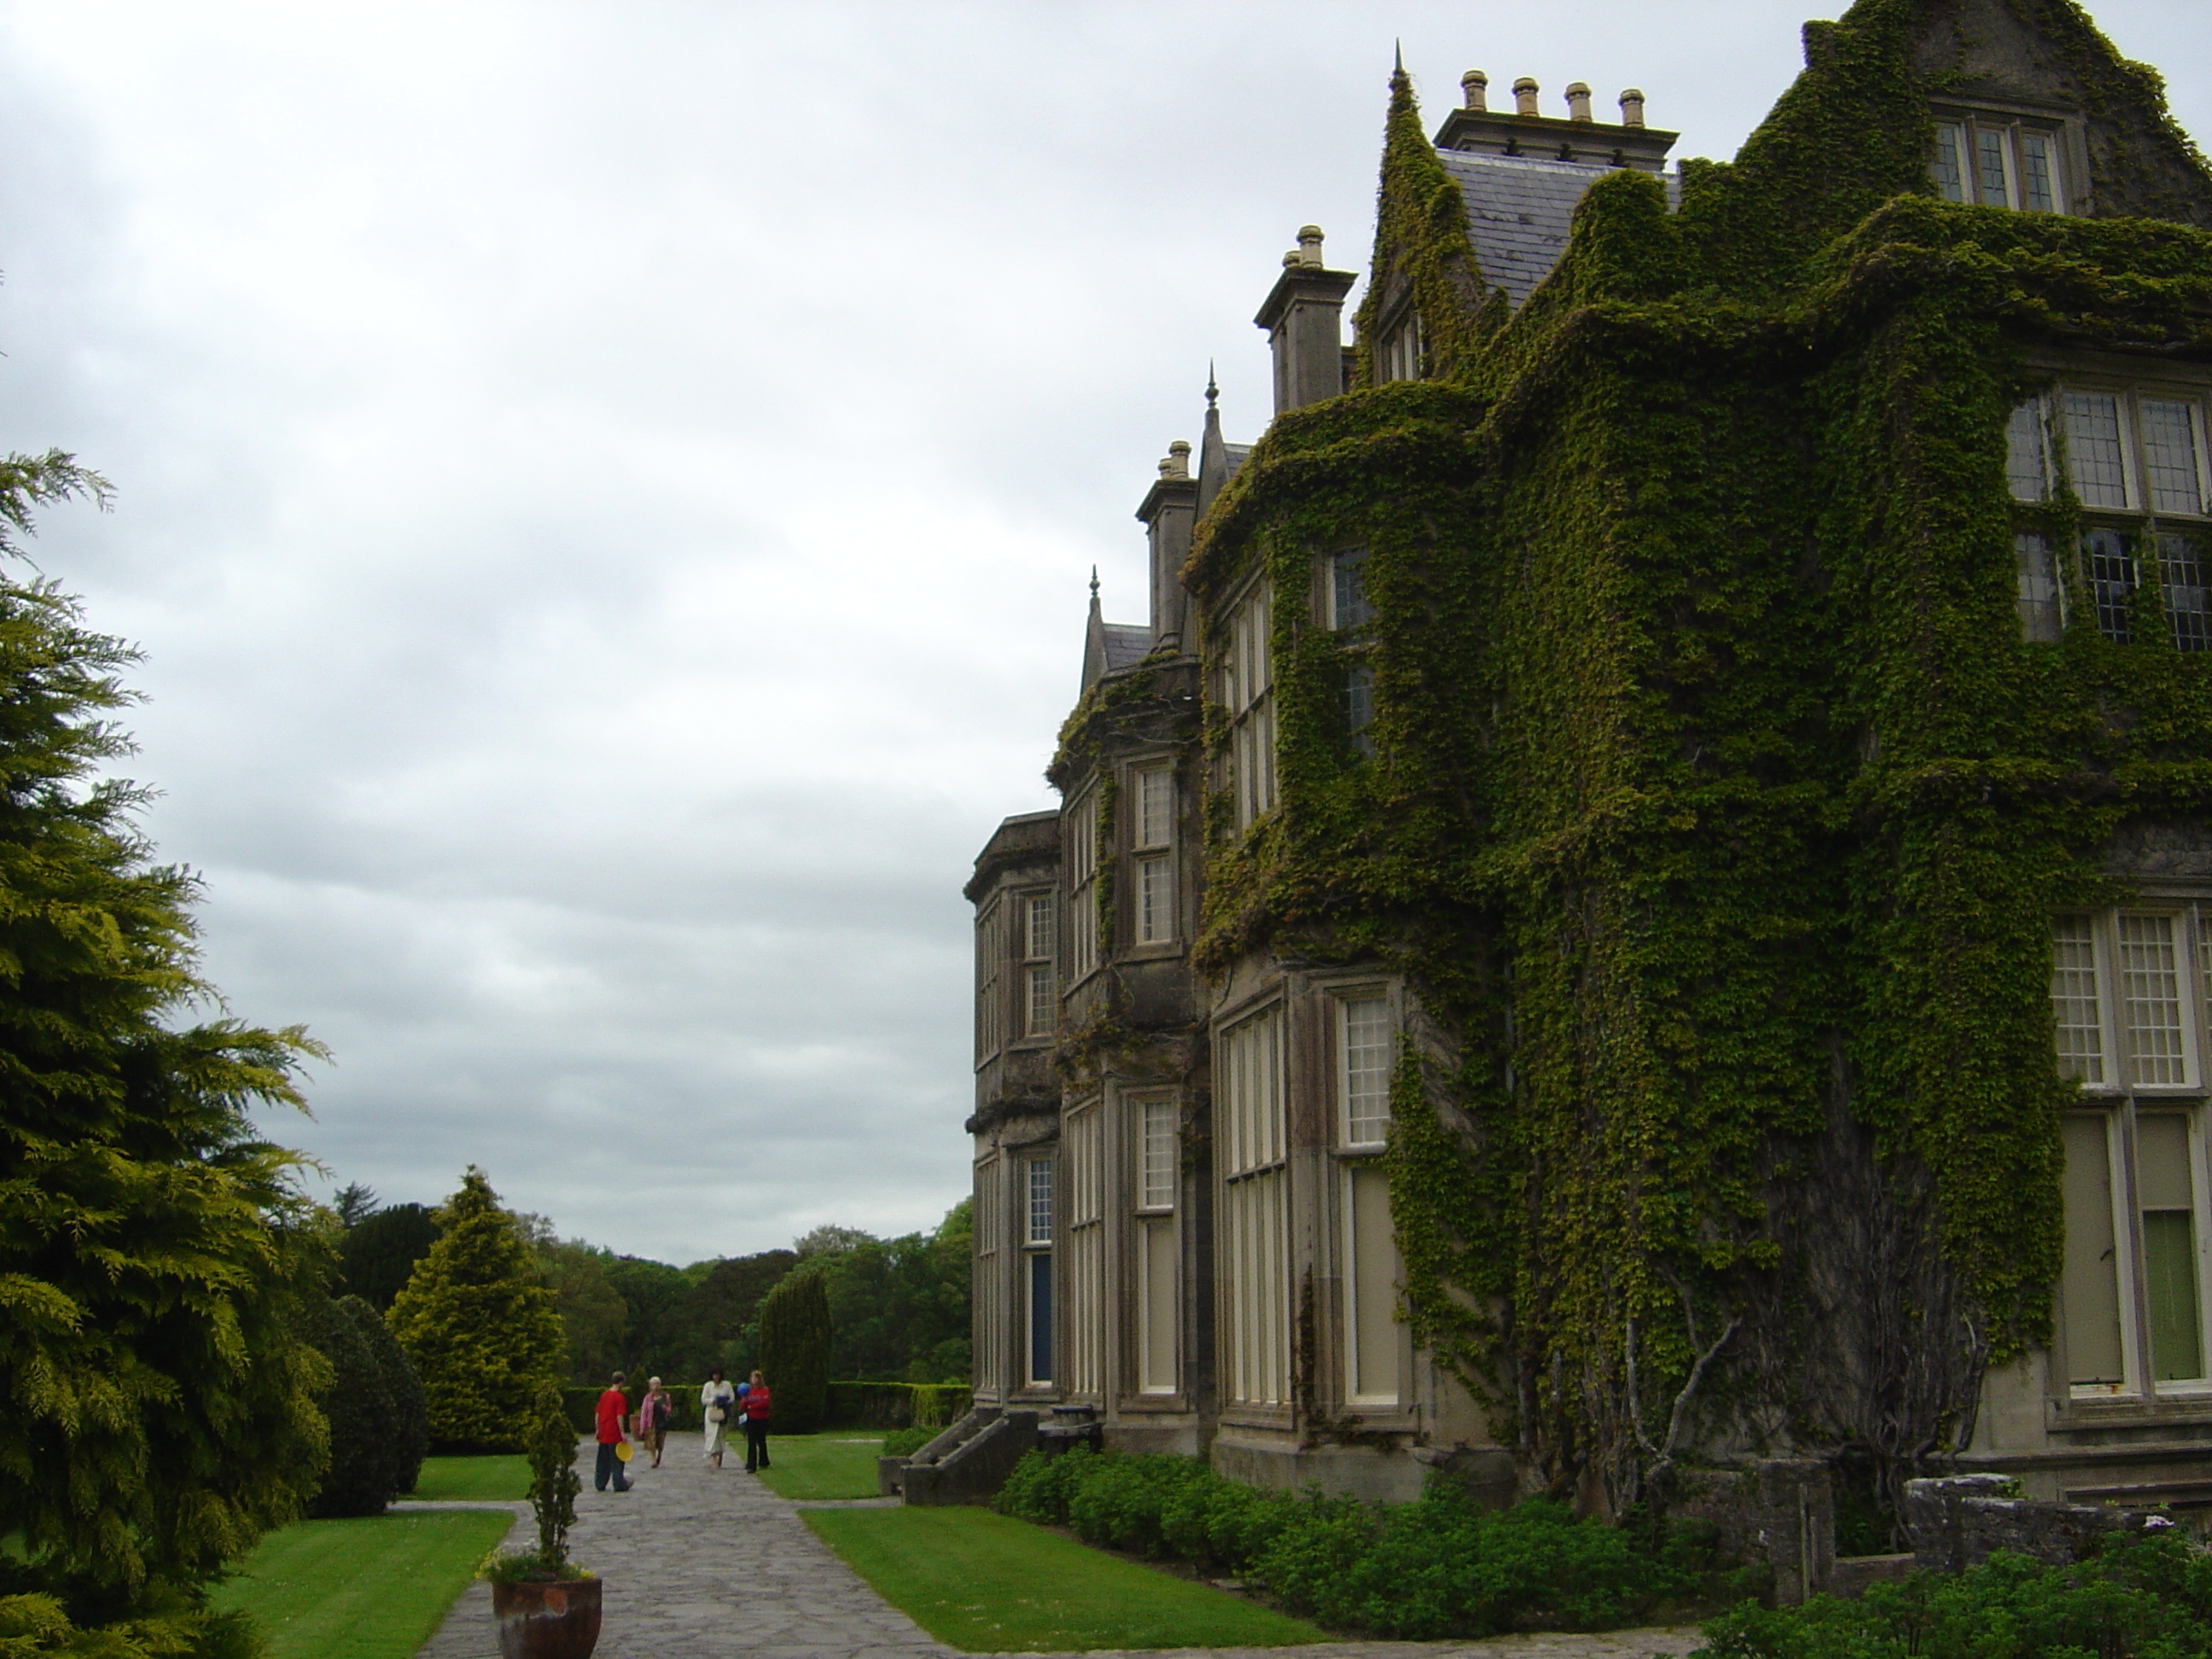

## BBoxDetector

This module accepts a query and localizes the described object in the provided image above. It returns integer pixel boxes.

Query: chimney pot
[1461,69,1488,111]
[1619,89,1646,128]
[1296,224,1324,266]
[1513,76,1540,117]
[1565,82,1592,122]
[1167,439,1191,480]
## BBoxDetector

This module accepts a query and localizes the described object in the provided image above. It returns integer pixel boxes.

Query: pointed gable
[1906,0,2212,227]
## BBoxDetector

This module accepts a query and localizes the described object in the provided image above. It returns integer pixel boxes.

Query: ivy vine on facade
[965,0,2212,1528]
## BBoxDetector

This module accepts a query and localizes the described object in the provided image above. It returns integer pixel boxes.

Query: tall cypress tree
[388,1167,564,1449]
[0,452,329,1642]
[757,1272,831,1432]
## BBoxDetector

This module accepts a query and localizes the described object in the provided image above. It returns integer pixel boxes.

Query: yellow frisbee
[614,1441,633,1462]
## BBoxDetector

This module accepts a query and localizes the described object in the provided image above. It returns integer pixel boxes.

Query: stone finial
[1462,69,1488,111]
[1513,76,1540,117]
[1296,225,1324,266]
[1163,439,1191,480]
[1619,89,1646,128]
[1565,82,1593,122]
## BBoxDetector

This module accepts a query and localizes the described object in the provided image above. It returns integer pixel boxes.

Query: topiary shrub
[357,1298,428,1499]
[306,1295,401,1517]
[756,1273,831,1433]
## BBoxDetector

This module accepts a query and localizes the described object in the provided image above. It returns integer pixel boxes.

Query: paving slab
[410,1433,1705,1659]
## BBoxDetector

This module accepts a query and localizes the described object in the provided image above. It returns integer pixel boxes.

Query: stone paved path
[410,1433,1703,1659]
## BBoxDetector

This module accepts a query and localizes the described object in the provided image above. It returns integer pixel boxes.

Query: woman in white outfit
[700,1368,737,1468]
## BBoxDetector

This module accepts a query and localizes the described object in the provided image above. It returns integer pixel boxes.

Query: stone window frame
[1214,996,1292,1417]
[1929,102,2073,214]
[1130,759,1178,949]
[1216,576,1278,834]
[1065,788,1102,985]
[2052,904,2212,1402]
[1127,1090,1182,1401]
[2006,376,2212,649]
[1019,888,1057,1040]
[1319,544,1377,760]
[1317,975,1411,1414]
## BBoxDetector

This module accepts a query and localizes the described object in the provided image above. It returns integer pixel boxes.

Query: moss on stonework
[1186,0,2212,1516]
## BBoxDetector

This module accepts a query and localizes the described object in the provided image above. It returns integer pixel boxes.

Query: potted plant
[481,1384,601,1659]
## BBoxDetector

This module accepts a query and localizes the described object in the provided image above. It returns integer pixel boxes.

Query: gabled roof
[1437,148,1681,309]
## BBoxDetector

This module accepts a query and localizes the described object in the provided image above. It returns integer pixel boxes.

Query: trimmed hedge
[993,1447,1751,1639]
[826,1382,971,1429]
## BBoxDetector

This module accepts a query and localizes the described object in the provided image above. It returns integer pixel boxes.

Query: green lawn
[753,1432,888,1500]
[407,1453,530,1501]
[802,1506,1326,1651]
[212,1511,514,1659]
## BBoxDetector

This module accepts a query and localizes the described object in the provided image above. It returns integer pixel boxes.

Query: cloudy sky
[0,2,2200,1266]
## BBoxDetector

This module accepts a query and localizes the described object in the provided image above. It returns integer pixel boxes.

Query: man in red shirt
[592,1371,632,1493]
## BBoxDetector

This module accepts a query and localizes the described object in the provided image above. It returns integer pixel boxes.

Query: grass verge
[802,1506,1326,1651]
[752,1431,886,1501]
[212,1511,514,1659]
[408,1453,530,1502]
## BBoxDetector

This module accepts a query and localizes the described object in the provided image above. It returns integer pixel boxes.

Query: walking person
[700,1368,737,1470]
[742,1369,771,1472]
[637,1376,672,1470]
[592,1371,632,1493]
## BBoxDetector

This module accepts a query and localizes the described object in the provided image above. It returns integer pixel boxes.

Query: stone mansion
[962,0,2212,1523]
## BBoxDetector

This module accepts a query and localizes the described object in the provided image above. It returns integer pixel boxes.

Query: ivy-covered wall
[1186,0,2212,1518]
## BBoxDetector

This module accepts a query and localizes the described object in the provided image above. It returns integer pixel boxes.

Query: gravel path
[410,1432,1704,1659]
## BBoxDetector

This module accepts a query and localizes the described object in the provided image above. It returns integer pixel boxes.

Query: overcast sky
[0,2,2200,1266]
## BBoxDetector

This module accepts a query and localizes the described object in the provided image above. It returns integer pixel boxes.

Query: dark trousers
[744,1421,770,1470]
[594,1441,631,1491]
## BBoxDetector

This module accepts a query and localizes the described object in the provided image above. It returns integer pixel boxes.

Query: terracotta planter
[492,1575,602,1659]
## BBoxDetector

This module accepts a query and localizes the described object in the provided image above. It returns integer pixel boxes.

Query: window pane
[1344,661,1375,759]
[1138,1215,1176,1392]
[1346,1164,1400,1403]
[1976,125,2011,205]
[2061,1115,2125,1385]
[2138,1114,2203,1382]
[1028,1250,1054,1383]
[1027,1158,1054,1244]
[1138,853,1173,944]
[2017,532,2063,643]
[1331,548,1373,631]
[2118,914,2187,1087]
[1025,963,1056,1037]
[1342,996,1393,1145]
[1931,124,1965,202]
[1140,1098,1177,1209]
[2064,393,2130,509]
[1026,894,1056,960]
[1137,766,1173,848]
[2017,131,2057,212]
[2005,400,2049,502]
[2161,533,2210,654]
[2052,916,2104,1085]
[2141,399,2204,517]
[2085,527,2135,643]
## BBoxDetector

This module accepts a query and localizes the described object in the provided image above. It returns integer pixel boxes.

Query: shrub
[992,1447,1733,1639]
[307,1295,411,1517]
[757,1274,832,1433]
[882,1426,934,1458]
[1697,1533,2212,1659]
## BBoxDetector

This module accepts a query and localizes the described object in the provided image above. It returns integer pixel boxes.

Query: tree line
[337,1182,971,1390]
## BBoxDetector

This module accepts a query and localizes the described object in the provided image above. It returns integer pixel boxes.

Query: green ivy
[1185,0,2212,1515]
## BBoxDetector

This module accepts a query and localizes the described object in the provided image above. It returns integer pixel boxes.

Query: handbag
[707,1402,726,1423]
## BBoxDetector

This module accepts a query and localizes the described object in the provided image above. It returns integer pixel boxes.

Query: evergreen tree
[756,1272,831,1432]
[337,1202,438,1310]
[306,1295,401,1518]
[388,1168,564,1449]
[362,1297,429,1496]
[0,451,329,1634]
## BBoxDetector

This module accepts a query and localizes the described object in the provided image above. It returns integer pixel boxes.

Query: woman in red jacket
[742,1371,771,1472]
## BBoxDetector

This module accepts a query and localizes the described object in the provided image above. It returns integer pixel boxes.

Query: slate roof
[1436,148,1679,309]
[1102,623,1152,672]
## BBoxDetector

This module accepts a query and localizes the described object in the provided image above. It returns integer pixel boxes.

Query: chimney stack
[1254,224,1356,417]
[1513,76,1540,117]
[1461,69,1488,111]
[1619,89,1646,128]
[1565,82,1593,122]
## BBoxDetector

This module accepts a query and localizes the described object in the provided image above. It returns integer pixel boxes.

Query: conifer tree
[0,451,329,1639]
[757,1271,831,1432]
[388,1167,564,1448]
